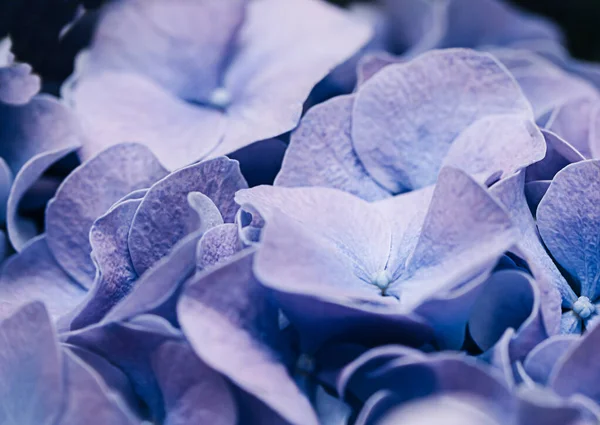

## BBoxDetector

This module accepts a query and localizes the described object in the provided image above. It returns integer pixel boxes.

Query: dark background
[1,0,600,82]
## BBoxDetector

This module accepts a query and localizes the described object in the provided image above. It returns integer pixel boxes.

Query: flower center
[371,269,392,294]
[209,87,231,109]
[573,296,596,320]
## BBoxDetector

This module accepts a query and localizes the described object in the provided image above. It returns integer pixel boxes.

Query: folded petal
[524,335,578,385]
[128,157,245,274]
[152,341,237,425]
[215,0,372,156]
[0,235,86,322]
[196,223,243,271]
[46,143,168,288]
[547,98,597,158]
[524,180,551,215]
[276,95,389,201]
[0,302,63,425]
[178,251,318,425]
[7,145,79,251]
[352,49,533,193]
[537,160,600,301]
[526,130,585,182]
[102,230,203,325]
[69,199,140,330]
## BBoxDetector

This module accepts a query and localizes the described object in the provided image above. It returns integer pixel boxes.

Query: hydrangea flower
[276,49,546,201]
[236,166,517,351]
[0,143,248,331]
[63,0,371,170]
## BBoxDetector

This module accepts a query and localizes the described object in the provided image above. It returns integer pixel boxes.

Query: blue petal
[526,130,584,182]
[523,335,578,385]
[196,223,244,272]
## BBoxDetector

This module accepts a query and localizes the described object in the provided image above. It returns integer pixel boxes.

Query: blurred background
[1,0,600,83]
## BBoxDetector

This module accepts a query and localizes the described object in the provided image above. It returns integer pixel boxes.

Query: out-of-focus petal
[524,335,578,385]
[0,63,40,105]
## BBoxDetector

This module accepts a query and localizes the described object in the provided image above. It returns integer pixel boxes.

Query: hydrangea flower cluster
[3,0,600,424]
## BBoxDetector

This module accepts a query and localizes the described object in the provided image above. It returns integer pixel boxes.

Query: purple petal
[60,348,139,425]
[537,160,600,301]
[87,0,245,103]
[356,52,403,87]
[46,143,168,288]
[69,199,141,330]
[0,63,40,105]
[196,223,244,271]
[178,251,319,425]
[550,324,600,404]
[478,329,516,388]
[275,95,390,201]
[65,70,226,170]
[547,98,597,158]
[526,130,585,182]
[7,145,79,251]
[524,335,578,385]
[102,230,203,325]
[128,157,245,275]
[152,341,237,425]
[213,0,372,156]
[0,236,86,322]
[352,49,534,192]
[0,302,63,425]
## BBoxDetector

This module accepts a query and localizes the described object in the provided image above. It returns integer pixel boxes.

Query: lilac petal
[491,49,595,121]
[66,71,226,170]
[152,341,237,425]
[7,145,79,251]
[547,98,597,158]
[526,130,585,182]
[0,302,62,425]
[196,223,243,271]
[0,95,82,173]
[537,160,600,301]
[550,324,600,404]
[109,189,148,212]
[275,95,390,201]
[228,138,287,187]
[524,180,551,215]
[178,251,318,425]
[523,335,579,385]
[214,0,372,157]
[70,199,141,330]
[389,167,517,306]
[441,114,545,185]
[237,186,391,299]
[469,270,536,351]
[352,49,533,193]
[128,157,245,275]
[517,388,591,425]
[87,0,245,103]
[102,230,203,325]
[0,63,40,105]
[65,315,182,422]
[60,348,139,425]
[356,52,403,87]
[490,172,567,329]
[0,235,86,322]
[46,143,168,288]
